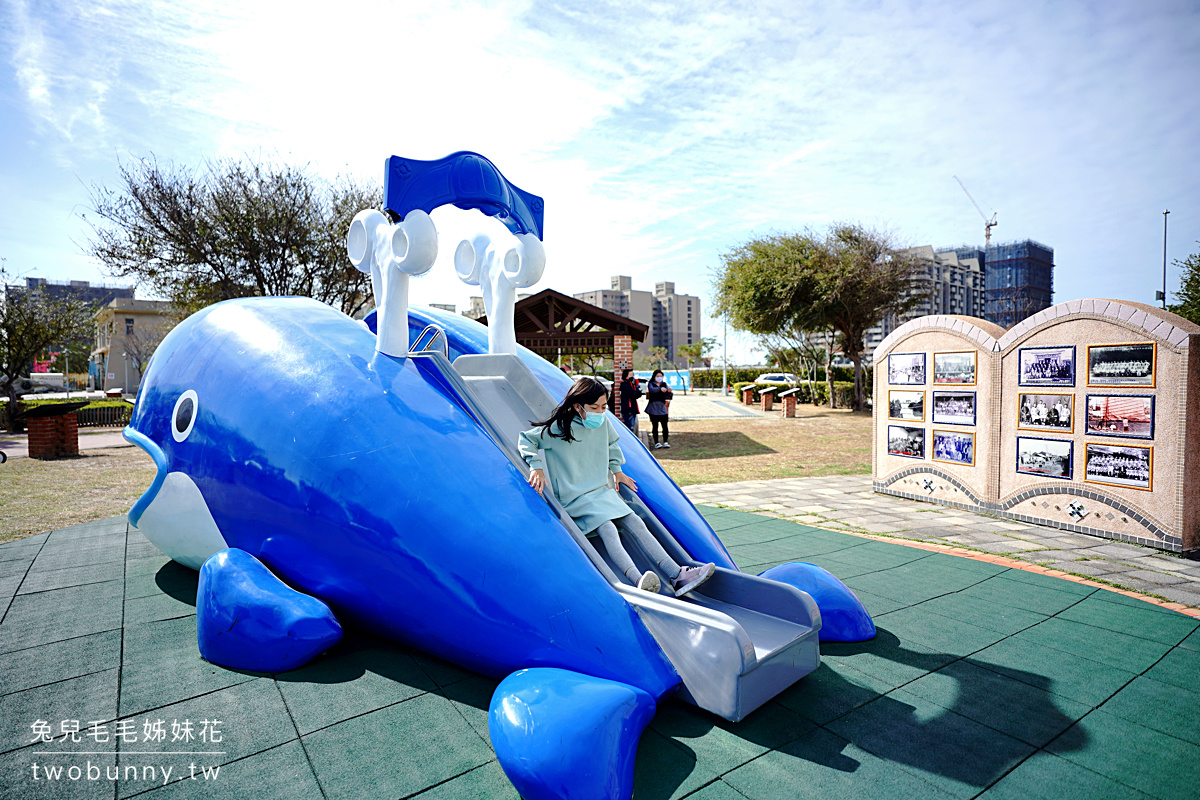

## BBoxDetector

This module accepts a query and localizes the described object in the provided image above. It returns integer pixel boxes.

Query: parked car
[754,373,799,385]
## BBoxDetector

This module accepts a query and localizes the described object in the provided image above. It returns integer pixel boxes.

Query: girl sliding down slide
[519,376,715,596]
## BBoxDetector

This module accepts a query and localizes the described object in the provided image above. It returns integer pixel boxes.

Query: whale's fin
[197,549,343,672]
[489,668,656,800]
[759,562,876,642]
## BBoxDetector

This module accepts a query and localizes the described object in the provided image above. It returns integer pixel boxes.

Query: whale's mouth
[124,425,168,528]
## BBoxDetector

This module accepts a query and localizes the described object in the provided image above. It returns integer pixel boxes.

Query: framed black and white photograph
[1086,395,1155,439]
[1016,436,1073,479]
[888,390,924,421]
[888,352,925,385]
[933,430,975,466]
[887,425,925,459]
[1088,343,1156,388]
[933,351,976,385]
[1017,393,1074,433]
[1018,346,1075,387]
[931,391,976,426]
[1085,443,1153,491]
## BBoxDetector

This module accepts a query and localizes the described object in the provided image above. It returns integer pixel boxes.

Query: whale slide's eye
[172,390,199,442]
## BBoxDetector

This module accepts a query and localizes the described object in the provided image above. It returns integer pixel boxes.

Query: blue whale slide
[123,160,872,800]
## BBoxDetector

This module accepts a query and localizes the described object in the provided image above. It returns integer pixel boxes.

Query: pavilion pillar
[613,334,633,412]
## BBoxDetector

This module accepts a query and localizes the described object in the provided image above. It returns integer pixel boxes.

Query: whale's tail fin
[416,350,824,722]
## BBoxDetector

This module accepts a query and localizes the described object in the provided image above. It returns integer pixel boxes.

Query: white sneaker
[653,442,663,449]
[637,571,661,593]
[662,442,671,449]
[672,563,715,596]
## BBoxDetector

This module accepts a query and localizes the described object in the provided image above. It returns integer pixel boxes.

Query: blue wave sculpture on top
[385,151,545,239]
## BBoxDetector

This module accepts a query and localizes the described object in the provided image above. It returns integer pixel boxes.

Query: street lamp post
[722,312,728,396]
[1161,210,1170,310]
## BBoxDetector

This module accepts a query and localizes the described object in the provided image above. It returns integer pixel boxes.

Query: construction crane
[954,176,998,248]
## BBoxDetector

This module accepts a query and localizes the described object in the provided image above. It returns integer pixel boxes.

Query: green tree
[714,224,921,410]
[84,155,382,317]
[1168,243,1200,325]
[1,263,93,430]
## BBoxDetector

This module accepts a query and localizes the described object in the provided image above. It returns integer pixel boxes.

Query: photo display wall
[873,301,1199,553]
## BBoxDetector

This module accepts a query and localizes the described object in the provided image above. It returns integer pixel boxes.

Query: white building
[574,277,701,364]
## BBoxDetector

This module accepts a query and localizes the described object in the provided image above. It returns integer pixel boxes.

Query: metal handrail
[409,324,449,359]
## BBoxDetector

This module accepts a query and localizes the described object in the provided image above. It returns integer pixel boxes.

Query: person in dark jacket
[645,369,673,449]
[618,368,642,432]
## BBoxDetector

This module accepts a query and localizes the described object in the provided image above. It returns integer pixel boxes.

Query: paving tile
[124,590,197,626]
[912,593,1046,636]
[119,617,257,717]
[870,605,1009,657]
[1055,594,1199,645]
[272,636,439,736]
[0,668,120,755]
[827,689,1036,798]
[132,740,321,800]
[0,630,122,696]
[674,779,750,800]
[1047,709,1200,800]
[45,519,128,540]
[836,588,908,617]
[0,738,115,799]
[302,693,494,800]
[124,559,197,601]
[901,659,1090,747]
[843,561,985,606]
[115,678,296,798]
[16,562,125,596]
[819,631,957,690]
[773,662,892,725]
[977,750,1155,800]
[1142,645,1200,691]
[631,725,722,799]
[36,533,125,558]
[408,761,518,799]
[723,727,959,800]
[438,673,498,746]
[1146,584,1200,608]
[969,638,1136,707]
[1099,675,1200,746]
[649,698,814,776]
[27,547,125,574]
[0,580,123,653]
[0,554,36,579]
[1009,617,1172,674]
[961,576,1088,616]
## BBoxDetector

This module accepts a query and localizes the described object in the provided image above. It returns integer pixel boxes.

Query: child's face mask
[579,412,605,429]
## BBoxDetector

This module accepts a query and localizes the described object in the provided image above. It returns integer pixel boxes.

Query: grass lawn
[653,404,872,486]
[0,446,156,543]
[0,404,873,542]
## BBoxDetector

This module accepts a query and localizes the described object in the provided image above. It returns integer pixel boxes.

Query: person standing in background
[646,369,673,449]
[618,368,642,433]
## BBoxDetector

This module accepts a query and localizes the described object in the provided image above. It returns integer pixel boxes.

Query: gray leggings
[595,513,681,584]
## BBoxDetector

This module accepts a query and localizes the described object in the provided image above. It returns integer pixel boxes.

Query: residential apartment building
[865,246,987,353]
[574,276,700,363]
[89,298,174,393]
[984,240,1055,329]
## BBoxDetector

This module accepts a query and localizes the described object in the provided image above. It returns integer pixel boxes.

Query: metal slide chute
[422,348,822,722]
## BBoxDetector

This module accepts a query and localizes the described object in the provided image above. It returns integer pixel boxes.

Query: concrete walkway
[684,475,1200,610]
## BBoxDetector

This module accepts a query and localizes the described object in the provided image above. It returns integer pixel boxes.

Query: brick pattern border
[875,467,1184,552]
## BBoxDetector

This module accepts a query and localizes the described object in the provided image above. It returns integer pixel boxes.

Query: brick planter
[742,387,755,405]
[783,396,797,417]
[27,413,80,459]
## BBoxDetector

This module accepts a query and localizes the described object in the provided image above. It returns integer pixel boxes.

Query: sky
[2,0,1198,365]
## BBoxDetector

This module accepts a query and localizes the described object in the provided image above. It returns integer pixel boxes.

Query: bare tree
[83,155,382,317]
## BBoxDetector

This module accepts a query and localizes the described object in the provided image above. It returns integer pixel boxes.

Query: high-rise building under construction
[984,240,1054,329]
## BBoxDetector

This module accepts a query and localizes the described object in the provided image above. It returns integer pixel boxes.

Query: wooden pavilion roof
[478,288,648,356]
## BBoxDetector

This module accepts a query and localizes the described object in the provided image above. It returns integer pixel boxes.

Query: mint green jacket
[518,416,633,534]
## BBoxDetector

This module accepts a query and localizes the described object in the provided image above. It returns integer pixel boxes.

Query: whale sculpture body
[123,151,871,800]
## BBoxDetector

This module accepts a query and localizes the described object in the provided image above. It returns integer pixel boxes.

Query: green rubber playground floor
[1,508,1198,800]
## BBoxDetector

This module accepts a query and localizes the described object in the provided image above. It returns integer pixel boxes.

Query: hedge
[691,366,868,390]
[19,398,133,428]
